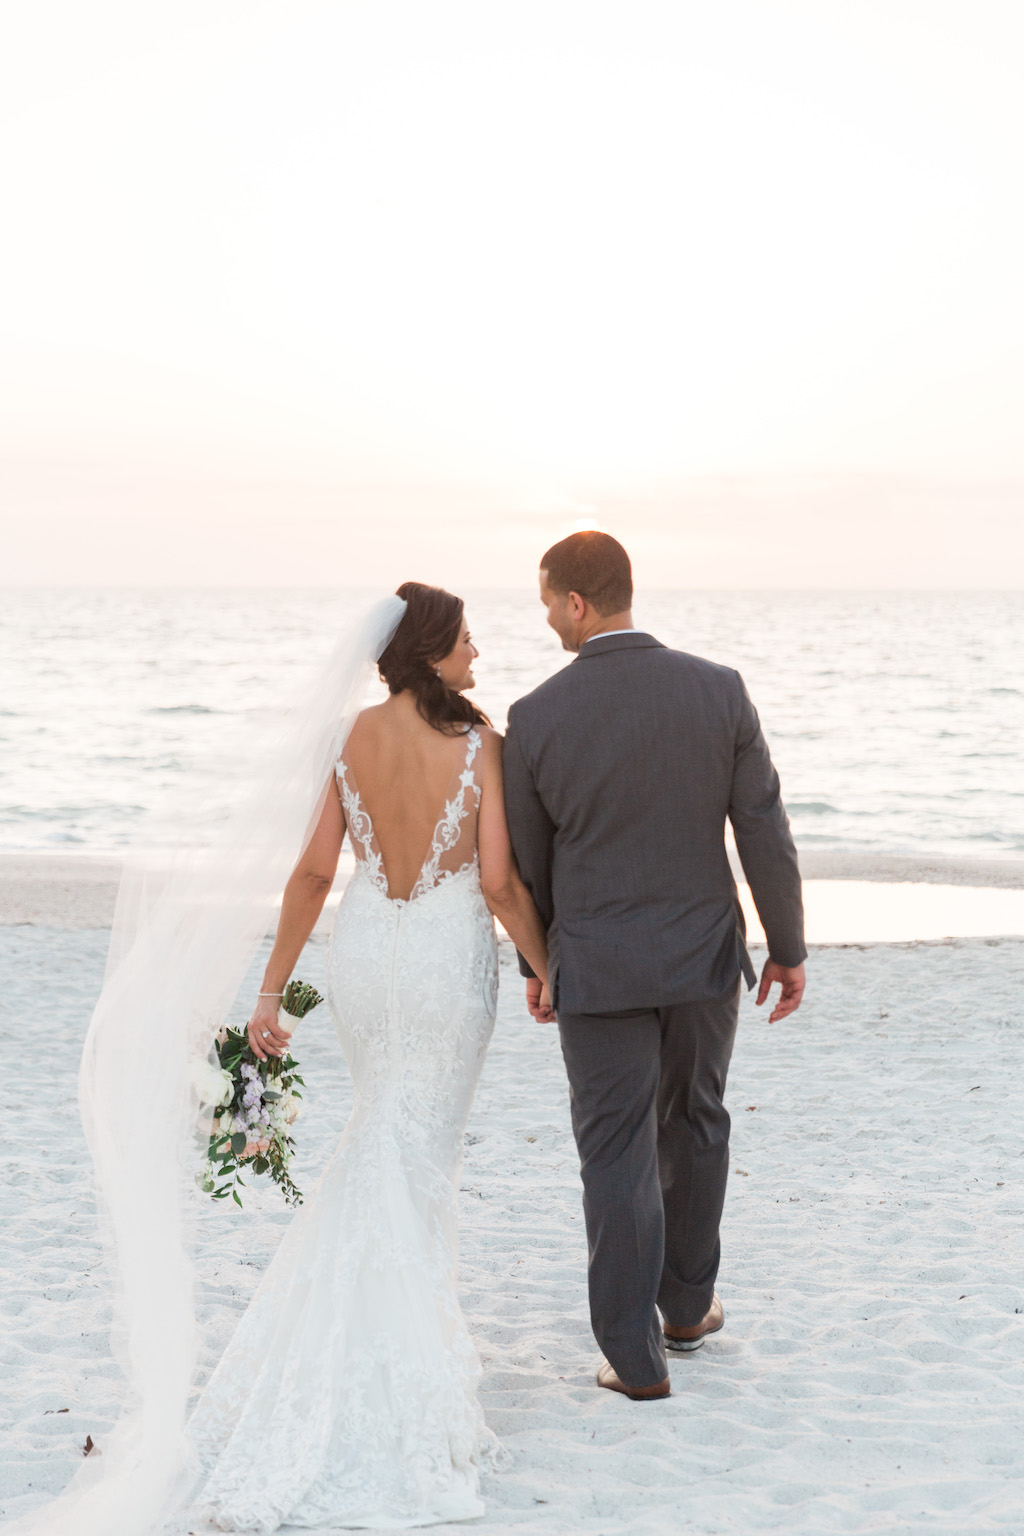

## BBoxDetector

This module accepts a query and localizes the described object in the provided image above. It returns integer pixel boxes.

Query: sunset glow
[1,1,1021,586]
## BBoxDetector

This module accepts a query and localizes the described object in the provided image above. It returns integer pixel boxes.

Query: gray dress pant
[557,980,741,1389]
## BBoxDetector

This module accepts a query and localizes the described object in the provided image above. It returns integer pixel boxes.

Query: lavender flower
[202,999,309,1209]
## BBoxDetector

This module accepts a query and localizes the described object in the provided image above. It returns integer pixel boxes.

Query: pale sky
[1,0,1022,587]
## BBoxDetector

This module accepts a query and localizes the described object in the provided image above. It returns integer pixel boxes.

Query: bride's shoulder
[347,701,390,737]
[339,705,391,768]
[474,724,505,774]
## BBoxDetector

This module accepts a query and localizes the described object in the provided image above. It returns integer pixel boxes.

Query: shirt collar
[575,631,663,659]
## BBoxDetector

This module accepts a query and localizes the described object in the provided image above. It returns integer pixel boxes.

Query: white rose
[191,1059,235,1108]
[279,1091,301,1125]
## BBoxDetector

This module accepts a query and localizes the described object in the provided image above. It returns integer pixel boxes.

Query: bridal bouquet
[195,979,323,1208]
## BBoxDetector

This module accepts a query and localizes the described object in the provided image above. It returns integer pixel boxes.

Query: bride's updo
[378,581,491,736]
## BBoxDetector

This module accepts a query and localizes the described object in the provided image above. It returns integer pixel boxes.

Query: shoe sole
[598,1378,672,1400]
[664,1322,724,1353]
[597,1366,672,1400]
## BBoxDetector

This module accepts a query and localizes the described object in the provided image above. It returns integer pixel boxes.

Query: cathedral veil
[9,595,406,1536]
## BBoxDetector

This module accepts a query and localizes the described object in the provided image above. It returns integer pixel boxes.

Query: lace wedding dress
[188,727,501,1532]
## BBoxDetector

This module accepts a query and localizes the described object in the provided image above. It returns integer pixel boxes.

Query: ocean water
[0,588,1021,861]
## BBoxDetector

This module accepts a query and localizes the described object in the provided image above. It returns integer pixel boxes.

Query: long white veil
[7,594,406,1536]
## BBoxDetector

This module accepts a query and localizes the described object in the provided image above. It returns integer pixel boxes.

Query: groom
[502,532,806,1400]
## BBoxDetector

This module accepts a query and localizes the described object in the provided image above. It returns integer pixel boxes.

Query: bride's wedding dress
[189,726,500,1532]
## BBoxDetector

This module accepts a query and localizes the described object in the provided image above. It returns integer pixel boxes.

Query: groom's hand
[526,977,557,1023]
[756,959,806,1022]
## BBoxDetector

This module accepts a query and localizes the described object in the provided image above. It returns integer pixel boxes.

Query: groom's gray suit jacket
[503,632,806,1014]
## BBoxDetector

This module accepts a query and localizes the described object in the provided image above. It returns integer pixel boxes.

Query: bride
[8,584,549,1536]
[190,582,550,1532]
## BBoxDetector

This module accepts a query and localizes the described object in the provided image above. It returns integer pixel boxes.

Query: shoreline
[785,848,1024,888]
[1,848,1023,931]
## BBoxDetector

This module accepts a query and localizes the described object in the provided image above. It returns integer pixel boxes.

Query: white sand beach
[1,863,1023,1535]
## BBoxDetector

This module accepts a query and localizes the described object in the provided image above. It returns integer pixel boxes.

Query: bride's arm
[477,730,550,988]
[247,780,345,1061]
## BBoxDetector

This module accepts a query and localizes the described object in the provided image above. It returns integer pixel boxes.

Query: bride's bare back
[249,590,549,1072]
[340,697,481,902]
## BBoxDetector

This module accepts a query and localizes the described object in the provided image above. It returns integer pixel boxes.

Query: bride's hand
[525,977,555,1022]
[247,997,293,1061]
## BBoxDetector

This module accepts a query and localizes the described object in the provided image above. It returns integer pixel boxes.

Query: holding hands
[525,976,556,1023]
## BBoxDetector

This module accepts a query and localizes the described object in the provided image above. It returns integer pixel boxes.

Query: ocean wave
[2,588,1022,860]
[147,705,223,715]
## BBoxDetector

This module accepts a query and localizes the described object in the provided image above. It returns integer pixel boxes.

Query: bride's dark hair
[377,582,491,736]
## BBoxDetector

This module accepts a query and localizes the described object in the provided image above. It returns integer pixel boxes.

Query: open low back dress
[188,725,500,1532]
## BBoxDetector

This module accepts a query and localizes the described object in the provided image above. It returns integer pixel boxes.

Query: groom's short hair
[540,531,633,615]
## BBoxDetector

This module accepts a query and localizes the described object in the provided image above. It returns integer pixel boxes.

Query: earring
[435,665,442,679]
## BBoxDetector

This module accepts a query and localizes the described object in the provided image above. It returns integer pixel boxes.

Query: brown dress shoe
[596,1360,671,1400]
[663,1292,724,1352]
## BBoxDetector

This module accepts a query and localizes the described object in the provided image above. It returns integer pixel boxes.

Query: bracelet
[258,991,284,998]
